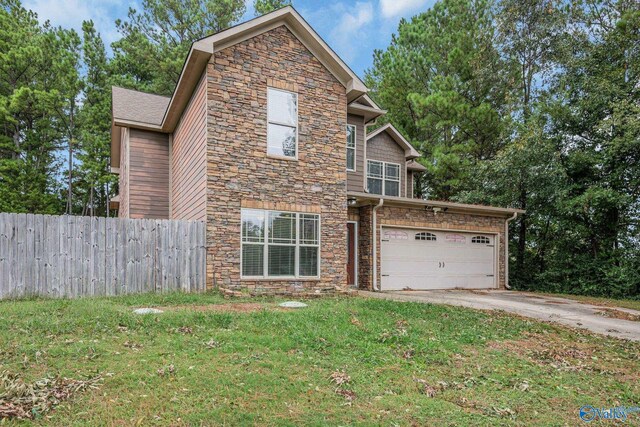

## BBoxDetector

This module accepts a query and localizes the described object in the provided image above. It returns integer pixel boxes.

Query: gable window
[367,160,401,197]
[415,232,437,241]
[267,88,298,158]
[241,209,320,278]
[346,124,356,171]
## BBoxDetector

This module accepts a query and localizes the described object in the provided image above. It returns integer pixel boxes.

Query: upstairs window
[346,124,356,171]
[367,160,401,197]
[267,88,297,158]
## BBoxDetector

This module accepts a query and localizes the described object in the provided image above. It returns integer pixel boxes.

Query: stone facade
[357,204,507,290]
[205,25,348,295]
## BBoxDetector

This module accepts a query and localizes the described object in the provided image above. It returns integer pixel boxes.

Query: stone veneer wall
[205,25,348,295]
[357,204,507,290]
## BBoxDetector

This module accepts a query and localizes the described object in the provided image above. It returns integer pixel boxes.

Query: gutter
[372,198,384,291]
[504,212,518,290]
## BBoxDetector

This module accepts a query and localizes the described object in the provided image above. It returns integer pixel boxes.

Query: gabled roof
[367,123,421,159]
[162,6,368,132]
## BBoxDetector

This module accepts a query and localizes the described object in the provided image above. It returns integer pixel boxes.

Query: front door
[347,222,356,286]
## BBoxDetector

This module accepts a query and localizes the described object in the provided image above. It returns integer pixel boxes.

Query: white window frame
[346,124,356,172]
[367,160,401,197]
[241,209,321,279]
[266,87,298,159]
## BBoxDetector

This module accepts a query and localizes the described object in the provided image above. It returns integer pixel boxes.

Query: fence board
[0,213,206,299]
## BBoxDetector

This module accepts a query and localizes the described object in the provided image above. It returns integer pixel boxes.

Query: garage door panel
[380,228,496,290]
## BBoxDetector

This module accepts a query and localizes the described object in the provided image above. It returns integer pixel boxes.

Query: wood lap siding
[129,129,170,219]
[171,73,207,221]
[118,128,130,218]
[346,114,365,193]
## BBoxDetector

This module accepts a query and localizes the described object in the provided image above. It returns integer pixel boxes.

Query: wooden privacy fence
[0,213,207,299]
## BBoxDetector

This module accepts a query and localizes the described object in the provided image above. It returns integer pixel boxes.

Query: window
[241,209,320,278]
[346,125,356,171]
[415,232,437,241]
[267,88,297,158]
[471,236,490,244]
[367,160,401,197]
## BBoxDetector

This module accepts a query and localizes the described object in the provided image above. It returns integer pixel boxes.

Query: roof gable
[162,6,368,132]
[366,124,420,159]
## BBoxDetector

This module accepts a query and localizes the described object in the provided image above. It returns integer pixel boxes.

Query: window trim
[240,209,321,280]
[346,124,356,172]
[367,160,401,197]
[266,87,298,160]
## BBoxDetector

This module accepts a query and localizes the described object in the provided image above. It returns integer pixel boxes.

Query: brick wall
[205,25,348,295]
[357,204,507,290]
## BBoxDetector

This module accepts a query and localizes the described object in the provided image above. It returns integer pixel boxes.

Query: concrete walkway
[360,290,640,342]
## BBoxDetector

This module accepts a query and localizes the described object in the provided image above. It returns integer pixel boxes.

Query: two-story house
[110,7,523,295]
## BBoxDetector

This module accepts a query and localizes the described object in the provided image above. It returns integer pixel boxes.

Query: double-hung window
[346,124,356,171]
[241,209,320,278]
[367,160,400,197]
[267,88,298,158]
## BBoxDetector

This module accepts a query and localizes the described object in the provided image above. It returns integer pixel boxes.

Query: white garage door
[380,228,496,290]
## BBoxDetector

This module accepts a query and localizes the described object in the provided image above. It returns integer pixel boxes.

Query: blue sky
[23,0,435,79]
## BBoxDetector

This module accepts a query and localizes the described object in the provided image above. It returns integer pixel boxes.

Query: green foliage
[0,0,67,214]
[368,0,640,297]
[367,0,511,199]
[253,0,291,16]
[110,0,247,95]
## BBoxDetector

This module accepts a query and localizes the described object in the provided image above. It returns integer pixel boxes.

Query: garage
[380,227,496,290]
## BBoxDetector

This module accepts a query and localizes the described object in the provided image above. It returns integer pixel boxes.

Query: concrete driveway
[361,290,640,341]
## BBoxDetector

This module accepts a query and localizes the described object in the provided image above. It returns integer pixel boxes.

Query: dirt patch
[543,300,569,304]
[159,303,286,313]
[597,308,640,322]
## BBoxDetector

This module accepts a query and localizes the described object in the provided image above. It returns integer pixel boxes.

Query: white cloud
[380,0,428,18]
[328,2,374,62]
[336,2,374,34]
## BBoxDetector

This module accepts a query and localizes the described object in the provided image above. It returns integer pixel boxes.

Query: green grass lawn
[529,291,640,312]
[1,293,639,426]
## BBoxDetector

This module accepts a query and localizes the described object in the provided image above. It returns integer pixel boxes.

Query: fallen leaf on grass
[329,370,351,388]
[157,364,176,377]
[0,371,102,420]
[414,378,438,397]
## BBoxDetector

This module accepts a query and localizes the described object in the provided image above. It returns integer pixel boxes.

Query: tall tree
[76,20,117,216]
[366,0,511,199]
[111,0,247,95]
[0,0,72,214]
[544,0,640,295]
[494,0,568,278]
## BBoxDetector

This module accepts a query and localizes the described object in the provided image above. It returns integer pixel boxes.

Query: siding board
[171,73,207,221]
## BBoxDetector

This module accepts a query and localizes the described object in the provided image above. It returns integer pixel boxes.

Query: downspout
[504,212,518,290]
[372,198,384,291]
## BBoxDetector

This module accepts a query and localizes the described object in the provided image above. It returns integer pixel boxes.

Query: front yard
[1,293,639,425]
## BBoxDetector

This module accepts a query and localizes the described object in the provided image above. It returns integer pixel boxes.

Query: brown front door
[347,223,356,286]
